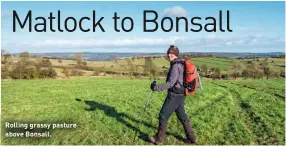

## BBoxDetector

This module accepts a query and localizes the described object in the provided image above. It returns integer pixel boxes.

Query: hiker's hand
[150,81,157,91]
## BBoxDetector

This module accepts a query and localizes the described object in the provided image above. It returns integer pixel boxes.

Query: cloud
[174,35,285,52]
[162,6,187,17]
[12,35,284,53]
[3,34,284,53]
[22,36,184,48]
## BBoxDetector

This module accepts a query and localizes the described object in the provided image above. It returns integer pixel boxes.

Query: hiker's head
[167,45,179,61]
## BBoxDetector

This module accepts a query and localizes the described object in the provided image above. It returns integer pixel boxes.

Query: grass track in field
[211,80,285,144]
[1,78,285,145]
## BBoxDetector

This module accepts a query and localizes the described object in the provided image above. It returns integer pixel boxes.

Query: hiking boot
[148,124,168,145]
[182,121,196,144]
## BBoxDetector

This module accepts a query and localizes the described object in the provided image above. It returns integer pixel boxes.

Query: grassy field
[1,77,285,145]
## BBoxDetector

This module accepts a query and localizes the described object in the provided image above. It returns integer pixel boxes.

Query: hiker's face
[167,53,176,61]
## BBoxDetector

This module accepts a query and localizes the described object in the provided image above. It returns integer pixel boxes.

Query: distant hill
[11,52,285,61]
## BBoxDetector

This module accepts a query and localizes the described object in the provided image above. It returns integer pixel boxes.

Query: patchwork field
[3,56,285,76]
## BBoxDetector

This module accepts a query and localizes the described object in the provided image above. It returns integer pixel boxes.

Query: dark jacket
[154,58,184,93]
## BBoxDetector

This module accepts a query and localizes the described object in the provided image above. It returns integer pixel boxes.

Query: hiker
[148,45,196,145]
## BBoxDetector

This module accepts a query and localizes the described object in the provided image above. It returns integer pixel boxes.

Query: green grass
[1,78,285,145]
[190,57,232,70]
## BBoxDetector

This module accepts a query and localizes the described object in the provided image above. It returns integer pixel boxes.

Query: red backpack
[173,59,199,95]
[183,60,199,95]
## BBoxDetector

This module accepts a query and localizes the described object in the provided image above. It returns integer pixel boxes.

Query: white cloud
[162,6,187,17]
[18,35,284,51]
[23,36,184,48]
[176,36,284,52]
[2,34,283,53]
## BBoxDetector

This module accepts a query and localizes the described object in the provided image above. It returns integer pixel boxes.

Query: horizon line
[9,51,285,54]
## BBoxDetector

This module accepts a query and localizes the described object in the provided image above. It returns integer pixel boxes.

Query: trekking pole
[132,83,154,144]
[143,90,153,111]
[143,80,155,112]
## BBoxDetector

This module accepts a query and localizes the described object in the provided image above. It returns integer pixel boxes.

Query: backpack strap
[171,59,185,88]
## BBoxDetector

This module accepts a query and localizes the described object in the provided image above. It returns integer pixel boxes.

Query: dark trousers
[159,91,189,125]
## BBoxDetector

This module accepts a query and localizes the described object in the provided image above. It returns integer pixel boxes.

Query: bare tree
[230,60,243,79]
[261,60,272,79]
[248,62,263,79]
[73,52,84,65]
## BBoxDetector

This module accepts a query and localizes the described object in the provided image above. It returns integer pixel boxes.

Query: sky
[1,1,285,53]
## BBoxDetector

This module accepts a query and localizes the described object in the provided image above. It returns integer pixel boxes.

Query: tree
[10,63,25,79]
[126,58,136,77]
[263,68,273,79]
[248,62,263,79]
[10,52,35,79]
[62,68,70,77]
[230,60,243,79]
[201,64,208,77]
[1,65,9,80]
[10,64,38,79]
[144,57,158,79]
[38,58,52,67]
[73,52,84,65]
[2,54,11,64]
[58,59,63,64]
[260,60,272,79]
[19,51,30,63]
[273,71,280,79]
[280,69,285,78]
[39,67,57,78]
[1,49,11,64]
[213,68,221,79]
[23,66,38,79]
[241,69,250,79]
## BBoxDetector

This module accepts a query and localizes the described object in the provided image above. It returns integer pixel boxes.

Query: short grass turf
[1,77,285,145]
